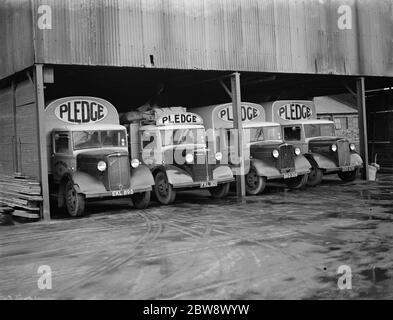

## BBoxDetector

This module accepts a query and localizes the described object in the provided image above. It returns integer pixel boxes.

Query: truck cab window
[142,131,155,149]
[284,126,301,141]
[54,133,70,153]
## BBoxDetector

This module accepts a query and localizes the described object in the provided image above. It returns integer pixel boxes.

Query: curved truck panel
[350,153,364,167]
[251,158,282,180]
[294,155,312,174]
[212,165,234,183]
[130,165,155,190]
[70,171,109,196]
[164,165,194,186]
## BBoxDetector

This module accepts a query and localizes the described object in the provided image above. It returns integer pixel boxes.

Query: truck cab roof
[140,124,205,131]
[52,124,126,132]
[280,119,334,126]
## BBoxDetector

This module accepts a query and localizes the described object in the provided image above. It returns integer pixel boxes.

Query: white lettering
[37,5,52,30]
[337,5,352,30]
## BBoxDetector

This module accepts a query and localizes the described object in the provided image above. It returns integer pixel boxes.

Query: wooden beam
[219,79,232,99]
[230,72,246,198]
[34,64,51,221]
[11,78,19,173]
[356,77,369,180]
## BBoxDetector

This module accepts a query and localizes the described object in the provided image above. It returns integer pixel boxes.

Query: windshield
[73,130,127,150]
[248,126,282,142]
[161,128,206,147]
[304,124,335,138]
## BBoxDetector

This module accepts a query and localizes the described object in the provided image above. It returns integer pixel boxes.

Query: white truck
[44,96,154,216]
[121,107,234,204]
[194,102,311,195]
[262,100,363,186]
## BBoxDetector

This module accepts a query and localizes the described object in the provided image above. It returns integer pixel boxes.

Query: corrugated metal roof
[314,96,358,114]
[1,0,393,79]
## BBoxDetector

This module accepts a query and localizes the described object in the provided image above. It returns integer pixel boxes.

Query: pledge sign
[54,100,108,124]
[278,103,312,121]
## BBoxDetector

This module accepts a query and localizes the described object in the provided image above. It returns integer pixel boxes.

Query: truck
[121,107,234,205]
[44,96,154,217]
[194,102,311,195]
[262,100,364,186]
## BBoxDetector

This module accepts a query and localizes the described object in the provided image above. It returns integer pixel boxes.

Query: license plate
[342,166,354,172]
[283,172,298,179]
[200,180,218,188]
[111,189,134,197]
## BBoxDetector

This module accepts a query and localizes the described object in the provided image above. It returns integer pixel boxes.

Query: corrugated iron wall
[1,0,393,79]
[0,0,35,80]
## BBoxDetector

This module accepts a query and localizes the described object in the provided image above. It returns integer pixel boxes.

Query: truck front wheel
[131,191,151,209]
[154,171,176,205]
[286,174,308,189]
[209,182,230,198]
[64,180,85,217]
[338,168,359,182]
[307,166,323,187]
[245,167,266,195]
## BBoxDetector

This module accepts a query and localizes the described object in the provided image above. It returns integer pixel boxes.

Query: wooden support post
[11,78,19,173]
[356,77,369,180]
[34,64,51,221]
[230,73,246,198]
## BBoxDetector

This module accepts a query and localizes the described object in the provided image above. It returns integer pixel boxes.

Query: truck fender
[130,165,155,189]
[154,165,194,186]
[306,153,336,170]
[350,153,364,167]
[294,154,312,172]
[57,172,106,207]
[213,165,234,182]
[69,171,108,195]
[250,158,280,178]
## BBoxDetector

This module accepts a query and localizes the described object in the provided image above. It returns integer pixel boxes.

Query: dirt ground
[1,174,393,300]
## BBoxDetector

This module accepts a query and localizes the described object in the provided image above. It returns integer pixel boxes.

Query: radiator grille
[107,155,131,190]
[337,140,350,166]
[278,144,295,172]
[190,153,212,182]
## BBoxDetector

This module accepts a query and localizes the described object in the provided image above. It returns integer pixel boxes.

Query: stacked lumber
[0,203,14,225]
[0,174,41,220]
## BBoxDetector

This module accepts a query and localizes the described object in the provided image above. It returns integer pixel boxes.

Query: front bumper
[84,186,152,199]
[172,177,234,189]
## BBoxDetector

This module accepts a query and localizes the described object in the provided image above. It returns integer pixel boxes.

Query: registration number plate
[200,180,218,188]
[283,172,298,179]
[111,189,134,197]
[342,166,354,172]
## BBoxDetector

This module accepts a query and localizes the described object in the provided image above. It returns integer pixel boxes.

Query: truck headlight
[294,147,301,156]
[131,159,140,168]
[185,153,194,164]
[272,149,279,158]
[97,161,107,172]
[215,152,223,161]
[331,144,337,152]
[350,143,356,151]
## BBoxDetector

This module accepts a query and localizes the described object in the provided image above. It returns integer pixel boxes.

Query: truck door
[52,132,74,183]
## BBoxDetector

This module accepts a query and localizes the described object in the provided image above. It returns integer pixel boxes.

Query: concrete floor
[1,175,393,300]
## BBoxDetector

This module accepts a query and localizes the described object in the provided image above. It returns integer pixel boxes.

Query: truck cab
[194,103,311,195]
[121,107,234,205]
[263,100,364,186]
[45,97,154,217]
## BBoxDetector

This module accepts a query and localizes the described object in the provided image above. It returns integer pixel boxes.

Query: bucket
[368,165,377,181]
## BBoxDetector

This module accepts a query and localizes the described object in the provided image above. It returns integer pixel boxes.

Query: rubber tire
[65,180,85,217]
[154,171,176,205]
[209,182,230,199]
[338,168,359,182]
[131,191,151,209]
[307,166,323,187]
[285,174,309,189]
[245,167,266,195]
